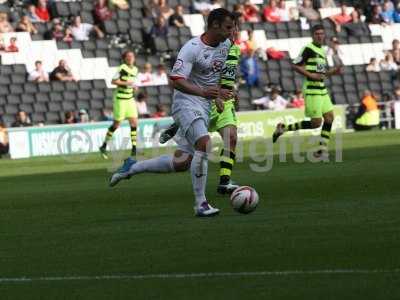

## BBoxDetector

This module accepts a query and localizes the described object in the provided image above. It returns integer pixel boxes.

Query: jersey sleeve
[292,46,313,65]
[170,42,196,80]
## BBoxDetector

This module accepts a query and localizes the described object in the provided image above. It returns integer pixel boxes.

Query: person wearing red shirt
[263,0,281,23]
[289,91,305,108]
[330,4,352,32]
[243,0,260,22]
[35,0,50,22]
[6,37,18,52]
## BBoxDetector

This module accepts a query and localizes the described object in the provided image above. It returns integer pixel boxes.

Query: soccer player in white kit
[109,8,235,217]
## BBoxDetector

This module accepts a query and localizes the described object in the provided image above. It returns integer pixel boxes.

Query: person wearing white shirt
[152,64,169,85]
[70,16,104,41]
[137,63,154,86]
[252,88,288,110]
[28,60,49,82]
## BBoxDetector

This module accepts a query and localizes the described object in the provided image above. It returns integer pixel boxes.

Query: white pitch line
[0,269,399,283]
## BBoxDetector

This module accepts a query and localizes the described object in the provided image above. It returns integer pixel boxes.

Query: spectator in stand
[28,60,49,82]
[380,53,398,71]
[366,58,381,72]
[319,0,336,8]
[252,88,288,110]
[232,4,245,24]
[50,60,77,82]
[6,37,18,52]
[12,111,32,127]
[263,0,281,23]
[138,63,154,86]
[78,109,90,123]
[243,0,261,23]
[381,1,394,23]
[153,64,169,85]
[110,0,129,10]
[16,15,38,34]
[151,104,167,118]
[0,12,14,33]
[393,3,400,23]
[27,4,41,23]
[63,111,76,124]
[354,90,380,130]
[51,22,64,41]
[94,0,113,23]
[193,0,222,16]
[299,0,320,21]
[70,16,104,41]
[277,0,290,22]
[0,37,5,51]
[136,91,150,118]
[369,5,384,24]
[289,90,305,108]
[343,9,369,37]
[330,4,352,32]
[100,108,113,121]
[240,49,260,87]
[63,27,74,43]
[156,0,174,20]
[143,0,159,19]
[150,15,168,38]
[327,36,344,67]
[0,122,9,158]
[391,39,400,65]
[169,4,185,28]
[35,0,50,22]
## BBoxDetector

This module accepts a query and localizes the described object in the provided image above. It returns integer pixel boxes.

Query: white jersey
[170,36,231,117]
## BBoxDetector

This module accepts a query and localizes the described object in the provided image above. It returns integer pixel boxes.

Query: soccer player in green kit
[159,22,241,195]
[272,24,342,158]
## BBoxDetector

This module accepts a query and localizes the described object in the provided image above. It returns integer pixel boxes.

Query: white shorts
[174,118,209,156]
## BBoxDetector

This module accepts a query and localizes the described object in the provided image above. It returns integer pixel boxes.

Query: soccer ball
[230,186,259,214]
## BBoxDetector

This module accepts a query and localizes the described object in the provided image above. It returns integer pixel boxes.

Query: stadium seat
[11,74,26,84]
[48,102,61,112]
[104,21,119,35]
[63,91,76,102]
[154,37,169,52]
[0,86,8,96]
[31,113,45,123]
[91,90,104,100]
[24,83,38,94]
[45,112,60,123]
[93,80,107,90]
[77,100,90,110]
[117,20,130,33]
[10,85,24,95]
[21,94,34,104]
[5,104,18,115]
[77,91,91,101]
[62,102,76,111]
[7,95,20,104]
[49,92,63,102]
[55,2,69,17]
[90,99,104,109]
[19,103,33,114]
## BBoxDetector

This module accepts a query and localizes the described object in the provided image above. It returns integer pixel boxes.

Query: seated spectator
[0,37,5,51]
[240,49,260,87]
[232,4,245,24]
[366,58,381,72]
[380,53,398,71]
[12,111,32,127]
[138,63,154,86]
[28,60,49,82]
[354,90,380,130]
[277,0,290,22]
[319,0,336,8]
[169,4,185,28]
[110,0,129,10]
[151,104,167,118]
[51,23,65,41]
[70,16,104,41]
[369,5,384,24]
[100,108,113,121]
[243,0,261,23]
[6,37,18,52]
[63,27,74,43]
[391,39,400,65]
[252,88,288,110]
[150,16,168,38]
[263,0,281,23]
[0,12,14,33]
[50,60,77,81]
[0,122,8,158]
[35,0,50,22]
[299,0,320,21]
[136,92,150,118]
[16,15,38,34]
[94,0,113,23]
[193,0,222,16]
[156,0,174,20]
[288,90,305,108]
[330,4,352,32]
[78,109,90,123]
[327,37,344,67]
[393,3,400,23]
[381,1,394,24]
[143,0,159,19]
[343,9,369,37]
[153,64,169,85]
[63,111,76,124]
[27,4,41,23]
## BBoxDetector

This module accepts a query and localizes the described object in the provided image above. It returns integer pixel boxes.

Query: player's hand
[308,73,325,81]
[203,86,220,99]
[219,88,234,100]
[215,98,224,113]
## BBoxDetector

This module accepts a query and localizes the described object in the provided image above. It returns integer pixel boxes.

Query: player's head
[207,8,235,42]
[122,50,135,65]
[311,24,325,45]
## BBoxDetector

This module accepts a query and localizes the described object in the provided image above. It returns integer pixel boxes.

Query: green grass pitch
[0,130,399,299]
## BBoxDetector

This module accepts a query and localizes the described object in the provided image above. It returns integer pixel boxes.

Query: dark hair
[122,50,134,60]
[311,24,324,34]
[207,8,234,29]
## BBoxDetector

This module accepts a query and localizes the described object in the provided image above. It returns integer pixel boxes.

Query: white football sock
[191,150,208,207]
[128,155,175,175]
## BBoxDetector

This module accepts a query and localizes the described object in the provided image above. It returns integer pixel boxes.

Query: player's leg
[159,122,180,144]
[100,120,121,159]
[126,99,139,157]
[128,117,138,157]
[314,95,335,158]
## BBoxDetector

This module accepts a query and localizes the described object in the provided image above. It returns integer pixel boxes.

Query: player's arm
[111,68,134,87]
[292,47,325,81]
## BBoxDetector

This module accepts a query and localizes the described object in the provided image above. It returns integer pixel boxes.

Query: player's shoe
[217,181,240,195]
[272,123,285,143]
[99,145,108,159]
[195,202,220,217]
[109,157,136,187]
[159,123,179,144]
